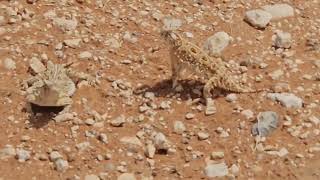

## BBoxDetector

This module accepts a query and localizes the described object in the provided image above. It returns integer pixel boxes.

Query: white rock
[225,93,237,102]
[230,164,240,175]
[84,174,100,180]
[204,163,229,177]
[267,93,303,108]
[53,17,78,32]
[241,109,254,119]
[203,32,231,56]
[110,115,126,127]
[153,132,170,151]
[262,4,294,20]
[49,151,63,162]
[244,9,272,28]
[205,99,216,115]
[78,51,92,60]
[252,111,279,137]
[0,145,16,160]
[64,39,82,48]
[54,113,75,122]
[55,159,69,172]
[120,136,143,147]
[272,31,292,49]
[197,132,210,140]
[29,57,46,73]
[76,142,91,151]
[123,32,138,43]
[173,121,186,134]
[162,18,182,31]
[278,147,289,157]
[117,173,136,180]
[145,144,156,158]
[16,149,31,162]
[105,37,122,49]
[3,58,16,70]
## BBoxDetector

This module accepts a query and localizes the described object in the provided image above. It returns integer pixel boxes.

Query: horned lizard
[25,60,95,107]
[161,30,264,105]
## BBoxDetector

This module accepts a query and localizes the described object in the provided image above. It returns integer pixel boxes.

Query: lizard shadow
[134,79,229,101]
[26,103,64,128]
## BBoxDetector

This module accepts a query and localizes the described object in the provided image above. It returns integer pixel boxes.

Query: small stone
[203,31,231,56]
[244,9,272,28]
[173,121,186,134]
[241,109,254,119]
[85,118,95,126]
[225,94,237,102]
[110,115,126,127]
[3,58,16,70]
[117,173,136,180]
[21,135,30,142]
[252,111,279,137]
[267,93,303,108]
[16,149,31,162]
[162,18,182,31]
[98,133,108,144]
[120,136,143,147]
[145,144,156,158]
[197,132,210,140]
[78,51,92,60]
[49,151,63,162]
[76,142,90,151]
[0,145,16,160]
[262,4,294,20]
[230,164,240,175]
[269,69,284,80]
[84,174,100,180]
[54,159,69,172]
[54,113,75,122]
[29,57,46,73]
[185,113,195,120]
[210,151,224,160]
[278,147,289,157]
[273,31,292,49]
[53,17,78,32]
[153,132,170,151]
[64,39,82,48]
[204,163,229,178]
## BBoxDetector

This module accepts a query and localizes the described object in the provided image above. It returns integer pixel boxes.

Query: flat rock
[252,111,279,137]
[273,31,292,49]
[204,162,229,178]
[244,9,272,28]
[162,18,182,31]
[267,93,303,108]
[53,17,78,32]
[203,31,231,56]
[29,57,46,73]
[120,136,143,147]
[262,4,294,20]
[117,173,136,180]
[78,51,92,60]
[64,39,82,48]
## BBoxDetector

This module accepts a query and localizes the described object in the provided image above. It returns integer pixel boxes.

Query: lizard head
[160,30,183,47]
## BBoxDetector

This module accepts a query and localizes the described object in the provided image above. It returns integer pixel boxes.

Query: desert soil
[1,0,320,180]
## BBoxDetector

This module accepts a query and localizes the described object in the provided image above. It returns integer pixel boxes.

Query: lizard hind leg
[203,76,221,105]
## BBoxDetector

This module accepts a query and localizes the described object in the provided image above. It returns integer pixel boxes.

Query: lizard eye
[190,47,197,54]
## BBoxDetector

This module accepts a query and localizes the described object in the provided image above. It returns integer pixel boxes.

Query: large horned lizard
[161,30,265,105]
[25,61,95,107]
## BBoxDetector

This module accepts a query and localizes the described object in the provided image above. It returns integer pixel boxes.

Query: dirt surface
[1,0,320,180]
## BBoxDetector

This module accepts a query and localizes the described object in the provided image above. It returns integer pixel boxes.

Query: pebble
[262,4,294,20]
[145,144,156,158]
[203,31,231,56]
[153,132,170,151]
[53,17,78,32]
[225,93,237,102]
[3,58,16,70]
[273,31,292,49]
[29,57,46,73]
[117,173,136,180]
[0,145,16,160]
[267,93,303,108]
[204,162,229,177]
[98,133,108,144]
[162,18,182,31]
[76,142,91,151]
[241,109,254,119]
[64,39,82,48]
[54,159,69,172]
[277,147,289,157]
[84,174,100,180]
[173,121,186,134]
[16,149,31,162]
[230,164,240,175]
[78,51,92,60]
[21,135,30,142]
[85,118,95,126]
[185,113,195,120]
[197,132,210,140]
[49,151,63,162]
[110,115,126,127]
[120,136,143,147]
[244,9,272,28]
[252,111,279,137]
[54,113,75,122]
[210,151,224,160]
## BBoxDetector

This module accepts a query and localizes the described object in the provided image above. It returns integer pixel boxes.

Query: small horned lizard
[25,61,95,107]
[161,30,264,105]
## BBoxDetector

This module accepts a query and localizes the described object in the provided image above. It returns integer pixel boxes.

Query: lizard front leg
[170,50,184,89]
[203,76,222,105]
